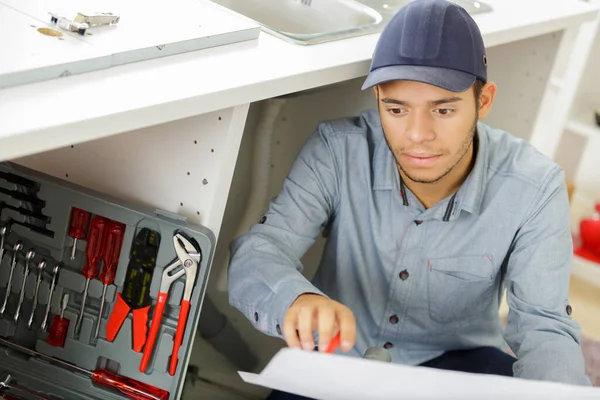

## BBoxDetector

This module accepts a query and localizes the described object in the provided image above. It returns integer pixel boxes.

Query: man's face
[375,80,479,184]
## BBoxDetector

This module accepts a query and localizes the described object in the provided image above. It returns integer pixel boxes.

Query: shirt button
[384,342,394,349]
[566,305,572,315]
[254,312,259,322]
[389,315,399,324]
[399,270,409,280]
[414,220,423,225]
[276,324,282,334]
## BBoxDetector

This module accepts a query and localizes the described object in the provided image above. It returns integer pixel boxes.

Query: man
[227,0,591,397]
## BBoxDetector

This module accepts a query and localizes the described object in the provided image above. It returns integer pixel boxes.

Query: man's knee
[470,346,517,376]
[420,346,516,376]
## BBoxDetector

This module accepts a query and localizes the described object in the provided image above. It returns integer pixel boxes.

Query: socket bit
[14,249,35,324]
[0,241,23,317]
[28,259,46,329]
[40,263,61,332]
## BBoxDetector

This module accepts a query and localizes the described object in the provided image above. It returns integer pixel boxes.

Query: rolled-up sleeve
[228,123,340,338]
[504,168,590,385]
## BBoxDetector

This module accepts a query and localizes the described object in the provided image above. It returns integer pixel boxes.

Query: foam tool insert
[0,161,216,399]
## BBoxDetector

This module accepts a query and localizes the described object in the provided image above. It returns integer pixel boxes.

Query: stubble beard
[389,115,479,184]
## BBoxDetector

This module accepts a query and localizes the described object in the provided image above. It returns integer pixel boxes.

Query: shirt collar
[372,121,489,217]
[454,122,488,216]
[372,124,397,192]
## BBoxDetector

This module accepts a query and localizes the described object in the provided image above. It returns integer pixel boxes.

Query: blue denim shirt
[228,109,590,386]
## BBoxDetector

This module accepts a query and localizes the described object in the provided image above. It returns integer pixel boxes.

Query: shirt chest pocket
[427,255,497,324]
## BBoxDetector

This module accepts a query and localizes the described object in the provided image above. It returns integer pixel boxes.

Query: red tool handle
[132,306,150,353]
[105,294,129,342]
[325,333,341,354]
[106,295,149,352]
[83,216,110,279]
[139,292,168,373]
[91,368,169,400]
[100,221,126,284]
[169,299,191,375]
[68,207,90,239]
[48,315,70,347]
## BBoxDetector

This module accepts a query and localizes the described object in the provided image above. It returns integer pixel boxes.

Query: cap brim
[361,65,476,92]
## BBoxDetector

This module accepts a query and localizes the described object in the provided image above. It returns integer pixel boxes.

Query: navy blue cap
[362,0,487,92]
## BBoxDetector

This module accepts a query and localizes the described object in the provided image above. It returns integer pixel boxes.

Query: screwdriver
[68,208,91,260]
[1,373,52,400]
[0,337,169,400]
[48,293,70,347]
[94,220,126,341]
[75,215,109,336]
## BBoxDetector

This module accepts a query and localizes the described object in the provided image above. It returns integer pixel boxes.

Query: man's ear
[373,85,379,100]
[478,82,497,118]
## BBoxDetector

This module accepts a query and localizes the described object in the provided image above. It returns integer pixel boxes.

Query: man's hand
[283,293,356,352]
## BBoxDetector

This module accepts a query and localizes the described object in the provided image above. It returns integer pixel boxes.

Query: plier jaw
[140,232,202,376]
[161,234,201,300]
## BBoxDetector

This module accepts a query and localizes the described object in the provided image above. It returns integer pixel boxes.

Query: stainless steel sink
[208,0,383,44]
[206,0,493,45]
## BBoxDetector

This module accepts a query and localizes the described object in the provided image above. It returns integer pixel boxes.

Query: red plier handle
[106,294,150,353]
[139,233,201,375]
[139,292,168,373]
[139,293,192,375]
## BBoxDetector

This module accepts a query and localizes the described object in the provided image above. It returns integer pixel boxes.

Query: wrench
[0,224,9,266]
[0,241,23,317]
[14,249,35,324]
[40,263,61,332]
[27,259,46,329]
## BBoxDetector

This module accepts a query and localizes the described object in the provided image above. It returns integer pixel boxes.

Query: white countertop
[0,0,598,161]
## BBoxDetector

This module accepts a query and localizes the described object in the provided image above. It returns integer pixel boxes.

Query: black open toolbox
[0,161,216,399]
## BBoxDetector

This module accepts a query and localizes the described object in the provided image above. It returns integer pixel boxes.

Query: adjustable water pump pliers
[139,232,202,375]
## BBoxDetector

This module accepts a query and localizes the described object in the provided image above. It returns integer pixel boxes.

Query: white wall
[568,26,600,202]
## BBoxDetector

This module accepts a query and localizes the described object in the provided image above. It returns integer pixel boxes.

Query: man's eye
[388,108,404,115]
[435,108,454,115]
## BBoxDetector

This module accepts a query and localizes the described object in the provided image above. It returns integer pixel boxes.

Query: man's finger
[297,306,315,350]
[317,305,335,352]
[337,308,357,352]
[283,310,301,349]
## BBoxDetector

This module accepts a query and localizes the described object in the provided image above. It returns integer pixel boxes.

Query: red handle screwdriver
[0,337,169,400]
[75,215,109,336]
[94,221,126,341]
[48,293,70,347]
[91,369,169,400]
[68,208,91,260]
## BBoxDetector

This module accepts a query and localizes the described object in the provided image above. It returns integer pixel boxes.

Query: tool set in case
[0,162,216,399]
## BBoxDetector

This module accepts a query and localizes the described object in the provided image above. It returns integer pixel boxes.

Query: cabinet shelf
[566,110,600,139]
[572,253,600,288]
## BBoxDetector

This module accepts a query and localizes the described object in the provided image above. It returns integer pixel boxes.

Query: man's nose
[405,111,434,143]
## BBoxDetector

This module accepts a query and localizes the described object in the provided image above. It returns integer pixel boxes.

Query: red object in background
[575,203,600,263]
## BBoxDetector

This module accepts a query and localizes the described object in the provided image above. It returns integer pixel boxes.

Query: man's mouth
[403,153,441,166]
